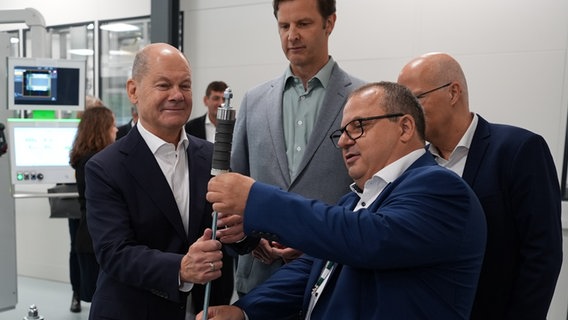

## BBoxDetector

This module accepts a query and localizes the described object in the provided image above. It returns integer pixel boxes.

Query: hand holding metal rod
[203,88,236,319]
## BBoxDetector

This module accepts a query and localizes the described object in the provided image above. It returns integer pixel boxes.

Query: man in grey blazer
[230,0,365,296]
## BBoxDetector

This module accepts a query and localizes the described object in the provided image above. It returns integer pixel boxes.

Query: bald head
[397,53,472,158]
[131,43,189,82]
[398,52,468,102]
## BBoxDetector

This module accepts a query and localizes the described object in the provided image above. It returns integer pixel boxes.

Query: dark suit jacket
[185,114,207,139]
[235,152,487,319]
[85,126,234,320]
[116,120,134,139]
[464,115,562,320]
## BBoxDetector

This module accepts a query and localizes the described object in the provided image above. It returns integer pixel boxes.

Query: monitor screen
[6,57,86,111]
[6,118,79,184]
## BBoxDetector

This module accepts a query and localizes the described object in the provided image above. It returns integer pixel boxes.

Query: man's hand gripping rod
[203,88,236,319]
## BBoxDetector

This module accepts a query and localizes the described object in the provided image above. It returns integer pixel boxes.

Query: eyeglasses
[329,113,405,148]
[415,82,452,99]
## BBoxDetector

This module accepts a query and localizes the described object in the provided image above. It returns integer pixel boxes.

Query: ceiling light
[69,49,94,56]
[100,23,140,32]
[109,50,135,56]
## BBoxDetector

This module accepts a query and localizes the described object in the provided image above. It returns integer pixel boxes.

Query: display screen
[7,119,79,184]
[7,58,86,111]
[12,127,77,167]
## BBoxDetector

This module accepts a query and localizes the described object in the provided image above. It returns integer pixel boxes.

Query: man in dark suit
[85,43,239,320]
[185,81,228,142]
[200,82,487,319]
[116,107,138,139]
[398,52,562,320]
[231,0,365,297]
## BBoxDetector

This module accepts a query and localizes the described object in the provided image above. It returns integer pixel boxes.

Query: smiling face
[127,44,193,144]
[276,0,335,75]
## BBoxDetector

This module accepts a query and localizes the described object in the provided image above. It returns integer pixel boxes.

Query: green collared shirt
[282,57,335,180]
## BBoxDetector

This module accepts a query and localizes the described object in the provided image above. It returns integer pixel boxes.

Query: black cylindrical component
[210,88,236,176]
[211,117,235,175]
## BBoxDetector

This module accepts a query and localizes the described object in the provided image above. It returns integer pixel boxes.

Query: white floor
[0,276,90,320]
[0,275,238,320]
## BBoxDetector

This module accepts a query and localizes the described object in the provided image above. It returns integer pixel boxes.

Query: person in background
[185,81,228,142]
[397,52,562,320]
[67,94,105,313]
[116,106,138,139]
[69,105,117,310]
[85,43,241,320]
[231,0,365,297]
[201,82,487,319]
[185,80,239,278]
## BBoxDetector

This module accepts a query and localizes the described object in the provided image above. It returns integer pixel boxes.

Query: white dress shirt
[428,113,478,176]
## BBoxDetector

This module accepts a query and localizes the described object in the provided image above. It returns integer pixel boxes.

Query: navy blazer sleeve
[243,168,485,268]
[234,154,487,319]
[465,118,562,320]
[235,255,314,319]
[507,134,562,318]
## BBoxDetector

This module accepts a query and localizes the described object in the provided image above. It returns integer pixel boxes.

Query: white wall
[2,0,568,318]
[0,0,150,28]
[183,0,568,172]
[184,2,568,319]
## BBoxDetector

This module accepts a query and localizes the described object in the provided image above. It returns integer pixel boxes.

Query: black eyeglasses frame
[329,113,405,148]
[415,82,452,99]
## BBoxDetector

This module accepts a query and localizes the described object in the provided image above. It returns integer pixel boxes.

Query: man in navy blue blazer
[86,43,239,320]
[200,82,487,319]
[398,52,562,320]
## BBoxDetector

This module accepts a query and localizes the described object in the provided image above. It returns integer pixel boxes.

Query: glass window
[47,23,96,97]
[5,31,21,57]
[23,23,95,119]
[99,16,151,125]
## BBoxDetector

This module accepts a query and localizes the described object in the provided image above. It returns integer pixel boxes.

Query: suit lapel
[294,64,351,183]
[266,77,292,186]
[123,127,188,241]
[462,115,491,186]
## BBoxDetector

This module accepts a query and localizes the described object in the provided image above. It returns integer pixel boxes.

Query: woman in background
[69,105,117,311]
[66,95,104,313]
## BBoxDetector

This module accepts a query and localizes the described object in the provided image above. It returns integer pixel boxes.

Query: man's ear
[448,82,461,105]
[399,115,415,142]
[126,79,138,104]
[325,13,336,35]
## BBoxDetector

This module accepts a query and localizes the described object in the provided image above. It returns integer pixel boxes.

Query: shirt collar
[284,56,335,89]
[349,148,426,195]
[205,113,213,126]
[429,113,478,159]
[137,121,188,154]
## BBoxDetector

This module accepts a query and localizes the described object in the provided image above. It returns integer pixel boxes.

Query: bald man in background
[398,52,562,320]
